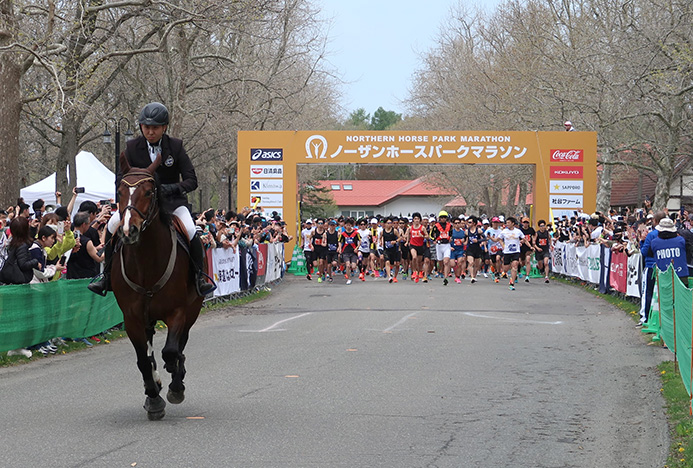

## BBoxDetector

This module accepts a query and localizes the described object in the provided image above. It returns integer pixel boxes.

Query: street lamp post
[103,118,134,202]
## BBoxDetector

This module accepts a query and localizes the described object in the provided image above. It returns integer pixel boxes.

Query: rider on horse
[88,102,216,297]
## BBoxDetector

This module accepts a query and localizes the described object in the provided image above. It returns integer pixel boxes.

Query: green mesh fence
[654,265,693,406]
[0,279,123,352]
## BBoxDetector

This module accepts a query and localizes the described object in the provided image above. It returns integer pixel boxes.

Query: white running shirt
[500,227,525,254]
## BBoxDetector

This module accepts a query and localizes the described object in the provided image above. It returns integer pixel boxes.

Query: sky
[319,0,501,118]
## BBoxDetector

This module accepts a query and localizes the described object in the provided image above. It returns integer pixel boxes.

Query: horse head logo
[305,135,328,159]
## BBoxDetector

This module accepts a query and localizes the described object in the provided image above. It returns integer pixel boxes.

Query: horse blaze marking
[123,187,136,234]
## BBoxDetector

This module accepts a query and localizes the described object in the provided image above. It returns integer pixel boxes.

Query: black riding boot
[88,231,114,296]
[189,234,216,297]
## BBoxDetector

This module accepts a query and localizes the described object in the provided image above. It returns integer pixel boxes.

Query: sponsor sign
[550,149,584,162]
[251,148,284,161]
[250,193,283,207]
[261,208,284,219]
[550,166,584,179]
[550,195,583,209]
[250,179,283,192]
[250,164,284,178]
[549,180,584,194]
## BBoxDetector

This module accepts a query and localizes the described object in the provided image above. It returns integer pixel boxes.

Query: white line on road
[239,313,312,333]
[383,312,419,333]
[463,312,563,325]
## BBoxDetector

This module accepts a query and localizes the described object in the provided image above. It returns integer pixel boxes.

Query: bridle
[118,169,177,298]
[120,170,159,234]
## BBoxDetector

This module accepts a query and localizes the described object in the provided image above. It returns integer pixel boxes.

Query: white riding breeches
[108,205,196,241]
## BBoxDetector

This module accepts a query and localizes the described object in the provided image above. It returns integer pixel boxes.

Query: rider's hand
[161,184,182,197]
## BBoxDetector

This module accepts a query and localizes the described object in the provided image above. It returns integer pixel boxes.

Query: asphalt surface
[0,273,671,467]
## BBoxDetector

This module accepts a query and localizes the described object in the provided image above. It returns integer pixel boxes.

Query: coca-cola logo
[551,149,583,162]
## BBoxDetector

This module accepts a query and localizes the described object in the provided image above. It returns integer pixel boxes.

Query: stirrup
[87,274,110,297]
[195,271,217,297]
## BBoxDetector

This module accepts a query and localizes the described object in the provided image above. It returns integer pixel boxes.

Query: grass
[0,288,272,368]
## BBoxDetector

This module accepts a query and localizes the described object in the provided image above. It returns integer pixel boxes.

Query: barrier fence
[0,243,285,353]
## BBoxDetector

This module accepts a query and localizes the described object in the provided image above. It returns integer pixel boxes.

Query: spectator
[0,216,38,285]
[66,212,104,279]
[39,212,76,265]
[638,211,668,327]
[29,225,58,283]
[648,217,688,286]
[0,210,8,270]
[564,120,576,131]
[32,198,45,221]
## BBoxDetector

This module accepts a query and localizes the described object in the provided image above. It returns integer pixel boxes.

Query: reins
[120,171,159,233]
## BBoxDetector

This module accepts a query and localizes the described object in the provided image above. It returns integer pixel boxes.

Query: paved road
[1,274,670,467]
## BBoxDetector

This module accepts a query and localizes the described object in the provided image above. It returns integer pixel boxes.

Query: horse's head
[117,152,161,245]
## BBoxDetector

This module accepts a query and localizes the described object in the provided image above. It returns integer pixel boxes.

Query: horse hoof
[144,395,166,417]
[147,409,166,421]
[167,389,185,404]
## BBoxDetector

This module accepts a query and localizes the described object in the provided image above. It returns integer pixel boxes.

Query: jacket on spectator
[1,243,38,284]
[649,231,688,278]
[640,228,660,268]
[45,229,76,262]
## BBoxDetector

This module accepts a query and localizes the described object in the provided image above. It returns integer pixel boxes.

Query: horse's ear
[146,153,162,175]
[119,151,131,174]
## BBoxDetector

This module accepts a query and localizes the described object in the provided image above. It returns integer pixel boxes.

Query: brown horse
[111,153,204,420]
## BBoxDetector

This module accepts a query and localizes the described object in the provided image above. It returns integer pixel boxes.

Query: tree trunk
[0,0,21,207]
[55,112,81,196]
[596,147,613,212]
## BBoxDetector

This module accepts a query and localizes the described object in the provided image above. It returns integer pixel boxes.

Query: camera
[75,187,85,194]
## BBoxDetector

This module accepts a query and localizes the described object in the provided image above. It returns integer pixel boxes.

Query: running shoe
[461,274,466,279]
[443,278,448,286]
[471,278,477,284]
[422,276,428,283]
[359,272,365,281]
[393,277,398,283]
[483,272,488,278]
[306,273,312,280]
[328,276,333,283]
[525,276,530,283]
[7,348,32,358]
[501,272,508,279]
[374,271,380,278]
[509,282,515,291]
[346,279,352,285]
[454,277,461,284]
[544,277,550,284]
[414,273,419,283]
[494,277,499,283]
[389,275,394,284]
[317,277,323,283]
[344,274,349,280]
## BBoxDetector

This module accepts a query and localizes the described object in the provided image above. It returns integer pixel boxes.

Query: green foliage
[344,107,402,131]
[299,183,338,219]
[660,361,693,467]
[370,106,402,130]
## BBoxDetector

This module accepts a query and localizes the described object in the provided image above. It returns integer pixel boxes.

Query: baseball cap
[428,217,436,222]
[370,218,378,224]
[329,220,337,225]
[305,219,312,224]
[482,219,490,224]
[564,121,572,126]
[491,216,500,223]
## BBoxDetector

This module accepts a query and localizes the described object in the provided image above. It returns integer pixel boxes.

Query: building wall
[333,196,451,219]
[667,171,693,210]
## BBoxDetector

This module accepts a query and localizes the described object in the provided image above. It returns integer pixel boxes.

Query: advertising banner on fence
[627,253,642,298]
[609,251,628,294]
[212,248,241,296]
[266,243,284,282]
[256,244,268,277]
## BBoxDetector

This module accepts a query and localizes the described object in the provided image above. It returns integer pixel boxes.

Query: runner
[430,211,453,285]
[533,219,552,283]
[356,219,372,281]
[312,218,327,282]
[499,217,525,290]
[398,217,411,279]
[485,216,504,283]
[450,217,467,283]
[519,217,536,282]
[325,219,340,283]
[369,217,383,277]
[465,216,486,283]
[300,219,314,280]
[381,217,401,283]
[421,216,434,282]
[338,218,361,285]
[406,212,428,283]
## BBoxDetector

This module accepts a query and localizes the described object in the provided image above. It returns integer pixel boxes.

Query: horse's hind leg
[127,320,166,420]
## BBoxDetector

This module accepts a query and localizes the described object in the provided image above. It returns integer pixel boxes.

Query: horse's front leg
[162,309,188,404]
[126,318,166,420]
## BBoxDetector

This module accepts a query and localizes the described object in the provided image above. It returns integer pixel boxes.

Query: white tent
[20,151,115,214]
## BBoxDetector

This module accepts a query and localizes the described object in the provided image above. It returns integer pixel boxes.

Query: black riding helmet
[138,102,169,126]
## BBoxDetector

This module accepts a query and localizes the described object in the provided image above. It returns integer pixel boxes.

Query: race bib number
[384,241,395,249]
[538,238,548,246]
[506,244,518,253]
[490,245,500,254]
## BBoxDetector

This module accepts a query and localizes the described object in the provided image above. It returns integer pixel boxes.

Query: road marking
[463,312,563,325]
[239,312,312,332]
[383,312,419,333]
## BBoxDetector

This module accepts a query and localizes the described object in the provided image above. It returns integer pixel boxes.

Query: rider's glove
[161,183,182,197]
